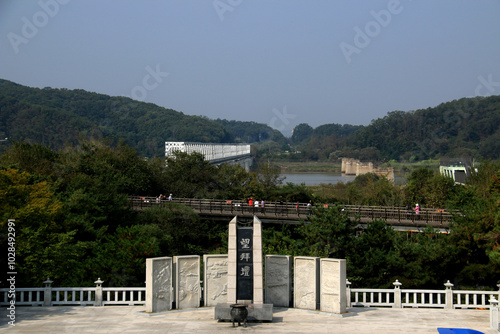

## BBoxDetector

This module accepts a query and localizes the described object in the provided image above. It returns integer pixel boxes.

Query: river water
[281,173,406,186]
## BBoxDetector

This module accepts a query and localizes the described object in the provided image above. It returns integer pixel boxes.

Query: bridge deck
[129,197,453,231]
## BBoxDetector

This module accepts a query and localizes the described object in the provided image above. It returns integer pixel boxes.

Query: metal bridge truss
[165,142,251,163]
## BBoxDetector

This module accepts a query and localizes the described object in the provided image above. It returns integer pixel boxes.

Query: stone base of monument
[215,303,273,322]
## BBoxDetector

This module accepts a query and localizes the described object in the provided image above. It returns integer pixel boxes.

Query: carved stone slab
[320,258,346,314]
[203,254,228,307]
[293,256,319,310]
[174,255,200,309]
[265,255,292,307]
[146,256,172,313]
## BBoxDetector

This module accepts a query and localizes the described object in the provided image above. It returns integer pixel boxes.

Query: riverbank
[271,159,440,173]
[276,161,341,173]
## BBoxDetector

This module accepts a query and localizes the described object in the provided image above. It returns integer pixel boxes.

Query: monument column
[215,216,272,322]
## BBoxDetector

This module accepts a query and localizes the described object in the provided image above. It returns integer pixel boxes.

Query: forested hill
[354,96,500,160]
[2,79,499,161]
[294,95,500,161]
[0,79,285,157]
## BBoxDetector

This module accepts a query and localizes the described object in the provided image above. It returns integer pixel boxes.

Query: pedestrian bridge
[128,196,454,233]
[165,142,253,171]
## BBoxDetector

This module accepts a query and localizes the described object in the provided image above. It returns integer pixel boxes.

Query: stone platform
[1,306,495,333]
[214,303,273,322]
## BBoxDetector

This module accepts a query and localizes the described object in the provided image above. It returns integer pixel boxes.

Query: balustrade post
[490,297,500,331]
[95,278,104,306]
[393,280,402,308]
[444,280,454,309]
[43,278,53,306]
[346,279,352,308]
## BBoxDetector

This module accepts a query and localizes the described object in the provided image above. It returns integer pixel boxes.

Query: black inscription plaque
[236,227,253,300]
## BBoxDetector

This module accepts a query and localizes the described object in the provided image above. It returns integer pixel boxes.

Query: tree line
[2,79,499,163]
[275,95,500,162]
[0,79,285,158]
[0,141,498,290]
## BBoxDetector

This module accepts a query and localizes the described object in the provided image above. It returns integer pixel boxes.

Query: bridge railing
[129,196,313,218]
[128,196,454,225]
[342,205,453,226]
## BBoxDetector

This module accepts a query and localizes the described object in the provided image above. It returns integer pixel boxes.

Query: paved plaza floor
[0,306,497,333]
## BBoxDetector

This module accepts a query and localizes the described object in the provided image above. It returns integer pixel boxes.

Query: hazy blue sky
[1,0,499,136]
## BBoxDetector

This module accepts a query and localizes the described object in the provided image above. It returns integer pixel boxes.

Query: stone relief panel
[320,258,346,314]
[204,254,228,306]
[146,257,172,313]
[294,257,319,310]
[175,256,200,309]
[265,255,291,307]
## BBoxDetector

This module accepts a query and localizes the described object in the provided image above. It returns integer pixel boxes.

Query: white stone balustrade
[1,275,499,314]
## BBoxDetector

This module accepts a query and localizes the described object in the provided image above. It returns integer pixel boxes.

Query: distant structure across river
[341,157,395,181]
[165,141,253,171]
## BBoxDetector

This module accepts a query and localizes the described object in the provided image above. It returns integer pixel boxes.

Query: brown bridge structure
[128,196,454,233]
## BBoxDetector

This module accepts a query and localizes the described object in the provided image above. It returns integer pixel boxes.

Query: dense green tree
[448,160,500,288]
[262,224,300,256]
[0,168,84,286]
[274,183,313,203]
[248,163,284,200]
[405,168,458,208]
[214,163,252,200]
[136,204,224,256]
[0,141,59,178]
[349,220,406,288]
[312,173,404,206]
[397,229,458,288]
[291,123,314,145]
[297,205,357,259]
[89,224,162,287]
[164,151,218,198]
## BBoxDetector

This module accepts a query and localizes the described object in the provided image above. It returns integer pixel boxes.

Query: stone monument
[145,256,173,313]
[265,255,292,307]
[320,258,346,314]
[215,216,273,322]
